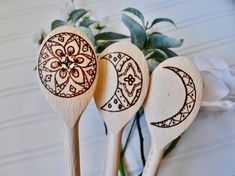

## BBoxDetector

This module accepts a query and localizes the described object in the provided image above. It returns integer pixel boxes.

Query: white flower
[192,56,235,111]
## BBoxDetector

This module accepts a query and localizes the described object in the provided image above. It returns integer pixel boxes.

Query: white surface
[0,0,235,175]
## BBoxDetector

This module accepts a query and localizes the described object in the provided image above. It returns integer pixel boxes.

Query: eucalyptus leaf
[146,34,183,49]
[51,19,66,30]
[146,49,166,61]
[123,7,145,26]
[80,18,96,27]
[95,32,129,41]
[94,23,106,31]
[68,9,88,24]
[122,14,147,49]
[160,48,178,58]
[38,32,46,44]
[149,18,176,29]
[96,41,117,53]
[77,26,95,45]
[148,57,166,63]
[163,136,181,158]
[149,31,162,37]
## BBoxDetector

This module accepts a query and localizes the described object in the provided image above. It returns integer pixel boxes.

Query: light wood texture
[143,56,203,176]
[37,25,97,176]
[2,0,235,175]
[103,130,123,176]
[94,41,149,176]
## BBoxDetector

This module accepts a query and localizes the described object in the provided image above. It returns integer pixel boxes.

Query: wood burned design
[38,32,97,98]
[151,66,196,128]
[100,52,143,112]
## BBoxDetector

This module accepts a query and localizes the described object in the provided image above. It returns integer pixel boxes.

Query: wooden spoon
[37,26,97,176]
[94,41,149,176]
[142,56,202,176]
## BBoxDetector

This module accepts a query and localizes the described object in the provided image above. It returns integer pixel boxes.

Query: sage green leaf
[68,9,88,23]
[149,31,162,37]
[163,135,181,158]
[123,7,145,26]
[94,23,106,31]
[149,18,176,29]
[38,32,46,44]
[146,49,166,62]
[77,26,95,45]
[122,14,147,49]
[80,18,96,28]
[95,32,129,41]
[51,19,66,30]
[96,41,117,53]
[146,34,183,49]
[160,48,178,58]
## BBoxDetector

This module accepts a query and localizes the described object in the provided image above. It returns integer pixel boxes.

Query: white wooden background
[1,0,235,175]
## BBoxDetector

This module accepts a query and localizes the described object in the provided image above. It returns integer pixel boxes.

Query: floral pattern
[38,32,97,98]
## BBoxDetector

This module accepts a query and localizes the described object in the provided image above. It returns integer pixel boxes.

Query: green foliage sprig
[37,6,183,176]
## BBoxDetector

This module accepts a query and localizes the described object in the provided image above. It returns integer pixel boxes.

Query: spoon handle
[142,145,163,176]
[64,123,80,176]
[104,130,123,176]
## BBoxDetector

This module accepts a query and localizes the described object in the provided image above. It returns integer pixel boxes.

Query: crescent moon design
[100,52,143,112]
[151,66,196,128]
[38,32,97,98]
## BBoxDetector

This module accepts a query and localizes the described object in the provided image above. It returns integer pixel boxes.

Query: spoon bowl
[37,25,97,176]
[94,41,149,176]
[143,56,202,176]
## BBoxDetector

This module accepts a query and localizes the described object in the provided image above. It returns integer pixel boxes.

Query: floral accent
[124,74,136,86]
[192,56,235,111]
[38,32,97,98]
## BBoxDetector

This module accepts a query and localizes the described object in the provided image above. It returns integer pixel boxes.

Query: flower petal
[70,66,85,84]
[201,100,235,111]
[65,37,80,56]
[55,68,69,86]
[42,57,61,72]
[51,44,66,58]
[74,54,92,67]
[201,71,229,101]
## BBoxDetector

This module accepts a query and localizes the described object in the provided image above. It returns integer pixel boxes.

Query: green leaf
[77,26,95,45]
[80,18,96,28]
[163,136,181,158]
[119,157,126,176]
[51,19,66,30]
[122,14,147,49]
[68,9,88,24]
[96,41,117,53]
[95,32,129,41]
[94,23,106,31]
[146,34,183,49]
[38,32,47,44]
[160,48,178,58]
[123,7,145,26]
[149,31,162,37]
[146,49,166,62]
[149,18,176,29]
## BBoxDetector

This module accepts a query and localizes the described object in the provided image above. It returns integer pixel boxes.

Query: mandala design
[38,32,97,98]
[151,66,196,128]
[100,52,143,112]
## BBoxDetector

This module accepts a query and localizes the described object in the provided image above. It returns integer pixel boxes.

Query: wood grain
[143,56,203,176]
[37,25,98,176]
[94,41,149,176]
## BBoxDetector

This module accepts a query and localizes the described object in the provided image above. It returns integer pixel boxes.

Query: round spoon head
[37,26,97,127]
[94,41,149,134]
[144,56,202,149]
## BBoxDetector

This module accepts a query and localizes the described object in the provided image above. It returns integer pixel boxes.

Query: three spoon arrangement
[37,26,202,176]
